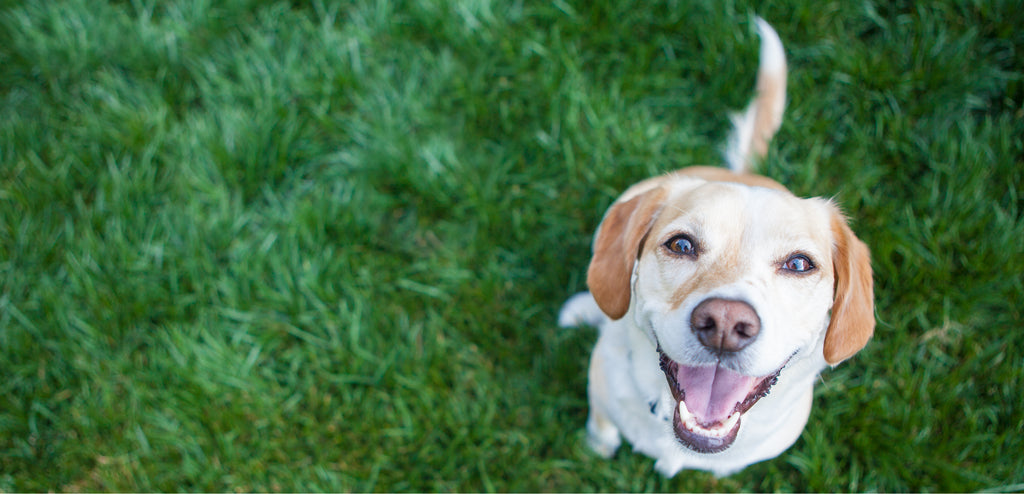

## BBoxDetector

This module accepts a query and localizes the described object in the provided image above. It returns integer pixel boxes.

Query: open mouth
[658,349,783,453]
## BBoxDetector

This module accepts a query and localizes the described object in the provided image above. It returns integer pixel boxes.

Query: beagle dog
[559,19,875,477]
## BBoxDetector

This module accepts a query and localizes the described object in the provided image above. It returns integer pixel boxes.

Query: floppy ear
[824,213,876,364]
[586,188,665,320]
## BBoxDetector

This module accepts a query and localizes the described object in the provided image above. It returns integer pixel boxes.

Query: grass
[1,0,1022,491]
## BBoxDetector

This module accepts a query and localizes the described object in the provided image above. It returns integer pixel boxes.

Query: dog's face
[587,170,874,454]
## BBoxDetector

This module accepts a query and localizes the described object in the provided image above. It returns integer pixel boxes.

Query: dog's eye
[782,254,815,273]
[664,234,698,257]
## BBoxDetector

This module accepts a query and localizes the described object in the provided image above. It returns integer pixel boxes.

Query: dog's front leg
[585,347,622,457]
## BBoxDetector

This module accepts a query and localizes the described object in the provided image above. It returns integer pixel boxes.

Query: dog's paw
[585,414,621,459]
[654,457,685,478]
[587,430,621,459]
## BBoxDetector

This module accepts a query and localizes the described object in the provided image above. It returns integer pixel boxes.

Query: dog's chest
[612,321,672,414]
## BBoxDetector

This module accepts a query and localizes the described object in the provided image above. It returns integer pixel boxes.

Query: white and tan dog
[559,19,875,477]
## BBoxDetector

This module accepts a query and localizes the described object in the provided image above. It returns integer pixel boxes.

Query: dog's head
[586,168,874,453]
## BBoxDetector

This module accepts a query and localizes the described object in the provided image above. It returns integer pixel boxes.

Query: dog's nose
[690,298,761,353]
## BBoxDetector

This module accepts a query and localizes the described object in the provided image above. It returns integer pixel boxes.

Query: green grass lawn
[1,0,1022,491]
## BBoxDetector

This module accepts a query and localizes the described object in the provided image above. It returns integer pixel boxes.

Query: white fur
[558,291,606,329]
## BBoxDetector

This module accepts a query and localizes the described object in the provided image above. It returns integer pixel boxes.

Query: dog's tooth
[722,411,740,432]
[678,401,742,438]
[679,402,700,431]
[678,400,693,423]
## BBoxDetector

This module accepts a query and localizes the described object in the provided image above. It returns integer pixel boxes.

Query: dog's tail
[724,18,787,174]
[558,291,607,329]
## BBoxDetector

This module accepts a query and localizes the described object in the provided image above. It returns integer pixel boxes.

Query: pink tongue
[676,365,758,425]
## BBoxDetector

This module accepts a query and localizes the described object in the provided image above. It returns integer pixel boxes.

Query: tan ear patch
[823,213,876,364]
[586,188,666,320]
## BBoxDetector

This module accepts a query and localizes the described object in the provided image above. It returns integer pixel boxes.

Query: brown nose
[690,298,761,353]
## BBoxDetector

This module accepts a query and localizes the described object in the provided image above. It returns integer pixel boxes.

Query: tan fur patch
[678,166,790,192]
[823,213,876,364]
[587,187,668,319]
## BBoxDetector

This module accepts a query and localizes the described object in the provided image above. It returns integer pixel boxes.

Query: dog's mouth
[658,349,783,454]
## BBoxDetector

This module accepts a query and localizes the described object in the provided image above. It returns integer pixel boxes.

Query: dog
[558,19,875,477]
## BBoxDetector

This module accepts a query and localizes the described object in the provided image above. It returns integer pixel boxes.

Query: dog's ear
[824,213,875,364]
[587,188,665,320]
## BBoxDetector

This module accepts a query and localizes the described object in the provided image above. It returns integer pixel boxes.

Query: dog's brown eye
[782,254,815,273]
[665,234,698,257]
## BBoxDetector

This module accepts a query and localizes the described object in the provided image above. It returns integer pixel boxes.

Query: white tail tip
[724,18,788,174]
